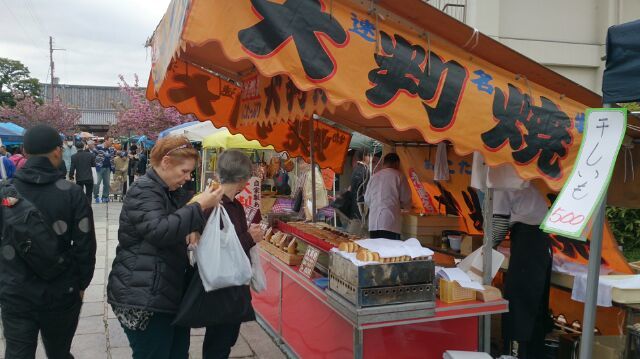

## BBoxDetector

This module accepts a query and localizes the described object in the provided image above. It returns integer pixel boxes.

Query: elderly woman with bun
[197,149,264,358]
[107,135,223,359]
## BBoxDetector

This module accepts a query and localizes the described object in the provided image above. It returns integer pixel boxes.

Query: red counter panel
[252,258,282,332]
[253,248,507,358]
[363,317,478,358]
[281,275,354,358]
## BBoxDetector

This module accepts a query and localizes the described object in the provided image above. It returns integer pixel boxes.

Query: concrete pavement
[0,201,287,359]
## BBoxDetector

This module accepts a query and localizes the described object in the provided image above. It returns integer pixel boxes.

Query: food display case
[252,220,509,358]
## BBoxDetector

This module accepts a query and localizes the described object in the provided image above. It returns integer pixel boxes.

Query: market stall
[146,0,640,357]
[0,125,23,146]
[158,120,222,140]
[200,128,280,214]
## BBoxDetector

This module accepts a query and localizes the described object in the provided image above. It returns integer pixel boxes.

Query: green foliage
[621,102,640,112]
[606,206,640,261]
[0,57,42,107]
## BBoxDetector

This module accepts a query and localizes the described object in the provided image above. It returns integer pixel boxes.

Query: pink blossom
[112,74,192,139]
[0,95,80,134]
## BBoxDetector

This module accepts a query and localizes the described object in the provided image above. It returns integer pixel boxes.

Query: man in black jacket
[69,142,96,203]
[0,125,97,359]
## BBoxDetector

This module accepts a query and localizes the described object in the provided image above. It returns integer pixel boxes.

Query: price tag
[299,245,321,279]
[541,108,627,239]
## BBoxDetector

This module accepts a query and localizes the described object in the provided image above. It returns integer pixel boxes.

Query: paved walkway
[0,202,287,359]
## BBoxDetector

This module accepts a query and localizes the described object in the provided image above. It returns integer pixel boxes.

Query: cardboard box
[460,235,483,256]
[476,285,502,302]
[593,335,625,359]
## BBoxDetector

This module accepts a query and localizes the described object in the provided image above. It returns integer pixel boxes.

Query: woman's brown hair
[149,135,198,167]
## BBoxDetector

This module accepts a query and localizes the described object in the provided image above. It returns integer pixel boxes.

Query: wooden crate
[401,214,462,238]
[259,240,303,266]
[439,279,476,303]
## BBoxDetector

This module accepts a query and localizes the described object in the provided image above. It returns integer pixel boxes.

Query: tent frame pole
[310,117,317,222]
[480,188,494,353]
[578,103,611,358]
[578,197,606,359]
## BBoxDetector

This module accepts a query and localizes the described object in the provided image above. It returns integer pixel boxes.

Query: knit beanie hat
[24,125,63,155]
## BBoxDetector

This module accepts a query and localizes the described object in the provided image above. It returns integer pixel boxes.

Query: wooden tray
[276,221,335,251]
[259,240,303,266]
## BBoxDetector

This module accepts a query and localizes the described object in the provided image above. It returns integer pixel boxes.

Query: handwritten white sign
[541,108,627,239]
[236,176,261,209]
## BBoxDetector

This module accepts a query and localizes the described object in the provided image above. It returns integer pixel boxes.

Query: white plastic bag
[91,167,98,185]
[196,206,252,292]
[249,246,267,293]
[0,158,7,180]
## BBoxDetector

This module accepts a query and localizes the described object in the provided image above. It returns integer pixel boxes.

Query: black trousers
[2,298,82,359]
[76,180,93,204]
[503,222,552,359]
[369,230,401,240]
[122,313,190,359]
[124,175,135,196]
[203,322,241,359]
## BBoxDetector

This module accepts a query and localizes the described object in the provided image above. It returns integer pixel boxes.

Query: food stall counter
[252,247,508,359]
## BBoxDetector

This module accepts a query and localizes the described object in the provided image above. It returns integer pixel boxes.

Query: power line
[23,0,48,39]
[1,0,47,56]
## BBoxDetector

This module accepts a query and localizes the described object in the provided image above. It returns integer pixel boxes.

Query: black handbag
[292,187,303,212]
[173,267,255,328]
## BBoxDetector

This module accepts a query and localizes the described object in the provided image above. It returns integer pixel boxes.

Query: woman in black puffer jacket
[107,135,222,359]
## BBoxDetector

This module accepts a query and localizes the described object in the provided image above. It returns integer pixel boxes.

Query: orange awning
[146,0,609,191]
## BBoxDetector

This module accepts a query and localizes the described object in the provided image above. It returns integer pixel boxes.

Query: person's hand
[249,223,263,244]
[196,186,224,210]
[186,232,201,246]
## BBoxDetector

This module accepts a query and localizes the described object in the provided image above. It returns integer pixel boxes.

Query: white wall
[464,0,640,95]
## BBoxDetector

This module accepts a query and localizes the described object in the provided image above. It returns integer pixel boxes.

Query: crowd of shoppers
[1,130,266,359]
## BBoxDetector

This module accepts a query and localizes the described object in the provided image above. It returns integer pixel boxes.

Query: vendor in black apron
[493,185,552,358]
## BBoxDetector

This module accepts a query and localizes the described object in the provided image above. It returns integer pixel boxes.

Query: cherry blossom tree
[112,74,192,139]
[0,94,79,134]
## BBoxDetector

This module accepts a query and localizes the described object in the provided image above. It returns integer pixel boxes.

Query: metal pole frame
[480,187,494,353]
[579,102,613,358]
[310,117,317,222]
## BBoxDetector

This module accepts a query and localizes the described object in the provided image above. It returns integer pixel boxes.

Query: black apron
[503,222,552,355]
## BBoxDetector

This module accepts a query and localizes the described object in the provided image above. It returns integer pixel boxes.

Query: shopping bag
[91,167,98,185]
[173,266,255,328]
[196,206,252,292]
[249,246,267,293]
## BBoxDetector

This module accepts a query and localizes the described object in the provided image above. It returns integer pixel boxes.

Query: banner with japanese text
[147,60,241,131]
[396,147,632,274]
[168,0,590,191]
[147,60,352,173]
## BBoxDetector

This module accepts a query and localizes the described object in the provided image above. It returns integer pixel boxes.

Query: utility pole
[49,36,65,102]
[49,36,54,102]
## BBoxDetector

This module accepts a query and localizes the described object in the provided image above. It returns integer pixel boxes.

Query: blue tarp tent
[602,19,640,103]
[0,123,25,135]
[0,127,23,146]
[158,121,199,139]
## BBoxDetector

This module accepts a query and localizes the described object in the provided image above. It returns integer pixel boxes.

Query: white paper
[437,267,485,291]
[437,267,471,282]
[331,248,377,266]
[355,237,434,259]
[571,274,640,307]
[457,247,505,283]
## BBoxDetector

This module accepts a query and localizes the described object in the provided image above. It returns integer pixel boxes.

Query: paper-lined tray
[354,238,434,259]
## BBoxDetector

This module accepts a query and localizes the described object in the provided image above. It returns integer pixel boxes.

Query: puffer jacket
[0,156,96,312]
[107,168,205,313]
